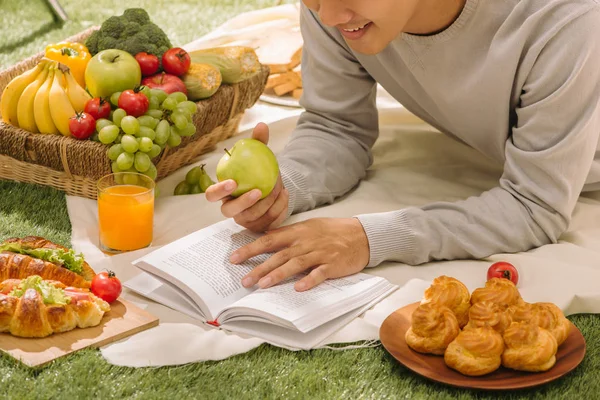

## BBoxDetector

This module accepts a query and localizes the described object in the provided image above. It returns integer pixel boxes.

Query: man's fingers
[265,189,289,230]
[235,178,281,225]
[243,187,288,232]
[252,122,269,145]
[205,180,236,202]
[256,252,326,289]
[230,228,295,264]
[240,244,312,288]
[220,189,263,218]
[295,265,331,291]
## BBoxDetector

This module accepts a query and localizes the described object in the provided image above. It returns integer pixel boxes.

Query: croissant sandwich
[0,275,110,338]
[0,236,95,289]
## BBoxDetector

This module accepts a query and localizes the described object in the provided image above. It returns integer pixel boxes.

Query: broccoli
[85,8,172,60]
[123,8,150,25]
[100,16,125,39]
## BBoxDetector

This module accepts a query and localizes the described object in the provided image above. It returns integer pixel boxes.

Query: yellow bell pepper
[44,42,91,88]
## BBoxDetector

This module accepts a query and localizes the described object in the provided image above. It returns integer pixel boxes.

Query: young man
[206,0,600,291]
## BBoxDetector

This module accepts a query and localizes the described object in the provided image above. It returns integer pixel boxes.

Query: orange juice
[98,184,154,252]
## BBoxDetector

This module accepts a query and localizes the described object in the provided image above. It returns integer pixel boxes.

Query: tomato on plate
[91,271,122,303]
[69,112,96,140]
[135,52,160,76]
[118,87,149,117]
[162,47,191,76]
[487,261,519,286]
[84,97,111,120]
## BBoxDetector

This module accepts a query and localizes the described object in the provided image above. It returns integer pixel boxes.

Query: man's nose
[316,0,354,27]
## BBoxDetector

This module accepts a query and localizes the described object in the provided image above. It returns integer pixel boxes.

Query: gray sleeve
[277,5,379,216]
[356,8,600,267]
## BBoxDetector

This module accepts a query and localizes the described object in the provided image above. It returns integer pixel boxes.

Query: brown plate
[379,302,586,390]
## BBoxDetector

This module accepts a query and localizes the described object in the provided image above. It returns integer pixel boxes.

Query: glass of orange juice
[97,172,155,254]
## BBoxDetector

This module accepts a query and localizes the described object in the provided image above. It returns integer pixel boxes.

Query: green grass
[1,0,600,398]
[0,181,71,246]
[0,0,292,69]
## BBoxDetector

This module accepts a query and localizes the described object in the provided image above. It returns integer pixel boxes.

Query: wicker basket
[0,26,269,199]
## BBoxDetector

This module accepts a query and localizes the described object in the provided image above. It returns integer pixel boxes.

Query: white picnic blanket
[64,5,600,367]
[67,110,600,366]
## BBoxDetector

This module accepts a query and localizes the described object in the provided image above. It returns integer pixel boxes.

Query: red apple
[141,72,187,95]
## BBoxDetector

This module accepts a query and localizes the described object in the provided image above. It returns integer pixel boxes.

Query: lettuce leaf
[9,275,71,305]
[0,242,84,275]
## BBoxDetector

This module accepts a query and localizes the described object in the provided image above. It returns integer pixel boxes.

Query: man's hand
[230,218,371,291]
[205,122,289,233]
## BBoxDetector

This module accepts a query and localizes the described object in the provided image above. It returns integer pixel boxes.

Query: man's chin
[344,39,388,56]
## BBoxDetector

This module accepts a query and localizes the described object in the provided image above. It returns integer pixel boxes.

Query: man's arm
[356,7,600,267]
[278,5,379,216]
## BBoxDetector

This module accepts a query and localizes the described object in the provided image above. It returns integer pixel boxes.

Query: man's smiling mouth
[342,22,370,32]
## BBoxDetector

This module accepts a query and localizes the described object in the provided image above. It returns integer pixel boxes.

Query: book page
[123,271,207,321]
[221,285,398,350]
[221,273,385,330]
[133,219,268,319]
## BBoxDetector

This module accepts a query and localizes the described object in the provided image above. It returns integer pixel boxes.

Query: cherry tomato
[91,271,122,303]
[118,87,149,117]
[162,47,191,76]
[487,261,519,286]
[84,97,111,120]
[69,112,96,140]
[135,52,160,76]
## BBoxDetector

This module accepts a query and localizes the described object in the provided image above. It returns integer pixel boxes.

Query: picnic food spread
[405,275,572,376]
[0,8,262,188]
[0,236,122,338]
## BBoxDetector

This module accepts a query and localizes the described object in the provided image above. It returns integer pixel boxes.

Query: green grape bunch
[95,86,200,185]
[174,164,215,195]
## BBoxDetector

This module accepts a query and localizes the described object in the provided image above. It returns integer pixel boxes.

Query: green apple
[85,49,141,98]
[216,138,279,199]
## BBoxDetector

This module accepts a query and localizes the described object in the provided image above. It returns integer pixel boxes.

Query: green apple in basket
[216,138,279,199]
[85,49,142,98]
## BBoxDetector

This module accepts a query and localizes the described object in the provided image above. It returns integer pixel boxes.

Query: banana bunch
[0,58,91,136]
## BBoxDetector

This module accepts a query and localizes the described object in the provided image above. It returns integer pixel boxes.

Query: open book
[124,219,397,349]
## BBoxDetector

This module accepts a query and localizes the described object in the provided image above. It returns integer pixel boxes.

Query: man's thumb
[252,122,269,145]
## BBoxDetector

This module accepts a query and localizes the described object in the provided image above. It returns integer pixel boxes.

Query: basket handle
[59,138,73,179]
[228,84,240,122]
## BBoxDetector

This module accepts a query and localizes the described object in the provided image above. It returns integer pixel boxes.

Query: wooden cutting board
[0,298,159,367]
